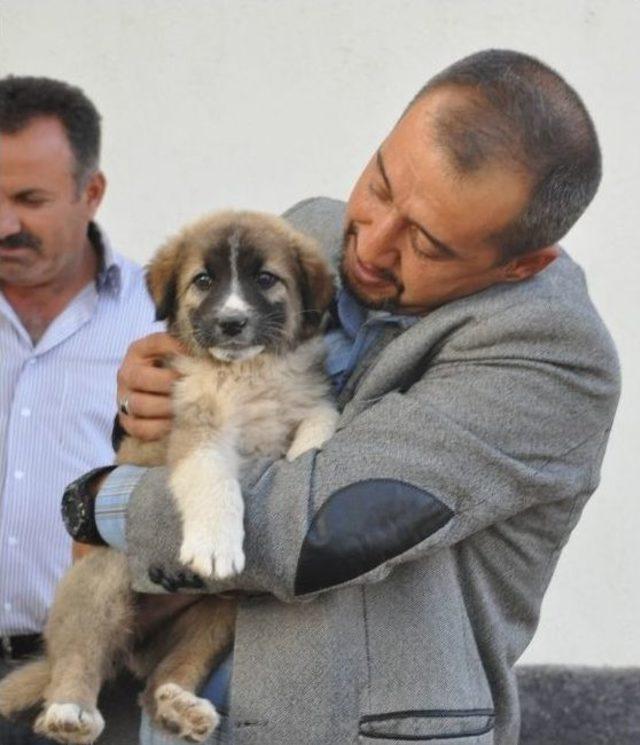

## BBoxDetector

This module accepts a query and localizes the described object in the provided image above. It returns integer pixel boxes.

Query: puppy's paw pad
[34,702,104,744]
[154,683,219,742]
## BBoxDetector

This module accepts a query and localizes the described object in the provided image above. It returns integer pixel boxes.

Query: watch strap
[61,465,116,545]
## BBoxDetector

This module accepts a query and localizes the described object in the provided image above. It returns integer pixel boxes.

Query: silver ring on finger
[118,396,131,416]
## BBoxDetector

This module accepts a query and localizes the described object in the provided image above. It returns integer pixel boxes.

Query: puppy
[0,210,337,744]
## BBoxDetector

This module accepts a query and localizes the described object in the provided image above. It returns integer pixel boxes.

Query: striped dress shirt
[0,224,160,635]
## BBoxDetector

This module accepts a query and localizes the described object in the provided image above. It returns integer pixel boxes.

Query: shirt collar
[333,287,421,340]
[89,222,122,296]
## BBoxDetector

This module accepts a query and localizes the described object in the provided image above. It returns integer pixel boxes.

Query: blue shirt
[95,287,419,710]
[0,224,160,635]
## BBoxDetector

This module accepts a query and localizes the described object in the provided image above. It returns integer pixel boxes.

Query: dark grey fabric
[517,666,640,745]
[97,672,142,745]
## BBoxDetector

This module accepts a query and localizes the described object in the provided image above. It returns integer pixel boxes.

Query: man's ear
[83,171,106,217]
[502,245,560,283]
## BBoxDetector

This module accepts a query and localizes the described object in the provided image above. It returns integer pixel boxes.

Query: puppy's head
[146,210,334,361]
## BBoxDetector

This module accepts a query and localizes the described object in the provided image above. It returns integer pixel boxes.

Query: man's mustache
[344,222,403,289]
[0,232,42,251]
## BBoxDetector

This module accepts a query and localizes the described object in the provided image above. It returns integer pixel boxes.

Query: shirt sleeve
[122,298,620,601]
[95,465,148,551]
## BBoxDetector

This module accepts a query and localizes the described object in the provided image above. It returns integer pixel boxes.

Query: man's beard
[339,222,404,311]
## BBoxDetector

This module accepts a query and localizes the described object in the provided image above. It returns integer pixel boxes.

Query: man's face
[0,116,103,290]
[342,88,546,314]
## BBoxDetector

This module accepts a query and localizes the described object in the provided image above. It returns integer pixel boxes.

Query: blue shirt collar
[90,222,122,297]
[334,287,421,339]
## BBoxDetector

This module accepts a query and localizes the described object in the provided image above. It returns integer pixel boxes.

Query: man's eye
[192,272,213,291]
[256,271,279,290]
[17,196,46,207]
[368,181,391,202]
[409,227,439,260]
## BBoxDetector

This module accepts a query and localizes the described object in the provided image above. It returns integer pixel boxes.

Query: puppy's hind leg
[34,549,135,745]
[139,597,236,743]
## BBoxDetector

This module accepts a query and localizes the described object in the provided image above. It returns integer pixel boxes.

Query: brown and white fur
[0,211,337,743]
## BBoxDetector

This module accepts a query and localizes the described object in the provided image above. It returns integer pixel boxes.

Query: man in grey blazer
[68,50,619,744]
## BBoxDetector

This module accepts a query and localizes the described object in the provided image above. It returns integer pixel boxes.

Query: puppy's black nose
[219,315,248,337]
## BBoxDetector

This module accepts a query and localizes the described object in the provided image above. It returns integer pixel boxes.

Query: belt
[0,634,43,661]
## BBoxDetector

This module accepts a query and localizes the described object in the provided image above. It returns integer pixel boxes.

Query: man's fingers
[119,415,172,442]
[120,391,174,419]
[118,362,178,396]
[129,332,185,359]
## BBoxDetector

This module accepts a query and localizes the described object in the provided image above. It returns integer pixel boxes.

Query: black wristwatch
[61,465,116,545]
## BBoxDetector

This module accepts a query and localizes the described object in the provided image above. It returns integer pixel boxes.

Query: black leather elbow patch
[294,479,453,596]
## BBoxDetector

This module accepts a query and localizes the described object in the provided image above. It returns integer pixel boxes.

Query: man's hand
[116,332,185,442]
[72,541,95,561]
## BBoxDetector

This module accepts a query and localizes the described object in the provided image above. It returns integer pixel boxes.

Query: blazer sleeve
[124,298,620,600]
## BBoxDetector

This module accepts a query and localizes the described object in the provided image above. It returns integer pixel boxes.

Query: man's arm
[114,298,620,600]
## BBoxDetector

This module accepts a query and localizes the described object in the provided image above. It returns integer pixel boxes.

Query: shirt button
[20,408,31,417]
[8,536,18,546]
[14,470,24,480]
[3,602,11,612]
[27,357,37,366]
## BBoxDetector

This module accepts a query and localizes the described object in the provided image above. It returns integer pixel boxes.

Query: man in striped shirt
[0,76,159,743]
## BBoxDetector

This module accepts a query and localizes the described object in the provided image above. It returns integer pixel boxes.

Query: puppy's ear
[294,236,335,338]
[145,238,182,324]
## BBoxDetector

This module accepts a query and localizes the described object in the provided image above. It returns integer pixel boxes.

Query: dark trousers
[0,660,142,745]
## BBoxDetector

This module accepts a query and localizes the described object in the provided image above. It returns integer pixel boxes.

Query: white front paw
[180,515,245,580]
[287,408,339,461]
[179,538,215,578]
[211,528,245,579]
[287,429,331,461]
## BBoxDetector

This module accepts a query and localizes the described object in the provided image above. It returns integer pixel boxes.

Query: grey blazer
[125,198,620,745]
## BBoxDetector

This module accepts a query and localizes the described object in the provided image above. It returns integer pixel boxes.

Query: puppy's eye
[256,271,279,290]
[192,272,213,291]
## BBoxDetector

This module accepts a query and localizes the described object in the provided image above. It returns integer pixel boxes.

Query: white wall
[2,0,638,666]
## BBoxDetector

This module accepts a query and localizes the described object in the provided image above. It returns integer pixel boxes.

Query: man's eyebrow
[377,148,457,258]
[376,149,394,196]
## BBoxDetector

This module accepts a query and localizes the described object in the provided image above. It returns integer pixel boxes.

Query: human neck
[1,239,98,344]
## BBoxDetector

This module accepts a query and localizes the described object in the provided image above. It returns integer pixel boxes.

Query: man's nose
[357,212,401,269]
[0,201,21,240]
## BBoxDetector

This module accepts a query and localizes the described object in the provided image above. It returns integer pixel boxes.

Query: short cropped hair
[0,75,101,188]
[410,50,601,259]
